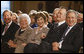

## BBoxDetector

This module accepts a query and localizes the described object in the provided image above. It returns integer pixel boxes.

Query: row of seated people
[1,6,83,53]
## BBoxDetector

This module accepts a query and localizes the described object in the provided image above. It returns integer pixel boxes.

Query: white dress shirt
[58,21,65,27]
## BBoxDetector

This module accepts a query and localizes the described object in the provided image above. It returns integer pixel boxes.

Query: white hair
[54,8,60,12]
[18,13,31,25]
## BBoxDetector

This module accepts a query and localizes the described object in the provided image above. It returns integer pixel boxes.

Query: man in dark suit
[42,7,67,53]
[43,7,67,42]
[52,10,83,53]
[1,10,20,53]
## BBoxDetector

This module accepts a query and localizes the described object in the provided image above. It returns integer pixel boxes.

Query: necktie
[4,24,8,33]
[61,26,70,41]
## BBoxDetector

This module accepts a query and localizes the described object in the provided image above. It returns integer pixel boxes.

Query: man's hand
[8,40,17,48]
[8,40,14,46]
[8,40,13,44]
[52,42,60,51]
[53,46,59,51]
[10,44,17,48]
[22,43,27,46]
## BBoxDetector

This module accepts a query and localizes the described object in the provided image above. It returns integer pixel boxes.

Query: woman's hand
[41,33,46,39]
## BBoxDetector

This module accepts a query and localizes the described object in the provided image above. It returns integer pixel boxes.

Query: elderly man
[43,7,67,43]
[52,10,83,53]
[42,7,67,53]
[47,8,60,28]
[1,10,20,53]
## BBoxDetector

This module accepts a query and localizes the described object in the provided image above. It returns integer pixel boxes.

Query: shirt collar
[6,21,12,27]
[68,23,76,29]
[21,28,27,31]
[58,21,65,26]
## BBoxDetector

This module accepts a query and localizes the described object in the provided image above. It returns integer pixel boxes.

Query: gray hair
[66,10,78,18]
[18,13,31,25]
[29,10,37,15]
[54,8,60,12]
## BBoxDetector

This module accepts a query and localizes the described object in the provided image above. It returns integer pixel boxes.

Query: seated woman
[24,12,49,53]
[8,14,33,53]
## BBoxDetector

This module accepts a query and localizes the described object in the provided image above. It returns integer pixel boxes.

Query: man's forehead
[4,11,11,15]
[60,9,66,12]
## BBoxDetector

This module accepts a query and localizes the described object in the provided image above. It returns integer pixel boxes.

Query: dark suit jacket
[43,22,67,44]
[41,22,67,53]
[1,22,20,53]
[2,22,20,42]
[78,22,83,29]
[58,24,83,53]
[1,21,3,34]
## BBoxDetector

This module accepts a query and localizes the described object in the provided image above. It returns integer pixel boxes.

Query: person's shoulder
[43,26,50,31]
[12,22,20,27]
[73,23,83,32]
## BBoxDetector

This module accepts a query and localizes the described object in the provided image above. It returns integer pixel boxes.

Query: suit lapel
[6,22,13,33]
[64,24,78,40]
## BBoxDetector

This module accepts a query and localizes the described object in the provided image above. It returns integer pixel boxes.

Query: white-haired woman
[8,14,33,53]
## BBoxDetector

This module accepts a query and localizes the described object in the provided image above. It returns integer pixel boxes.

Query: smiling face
[66,12,77,26]
[57,9,66,22]
[20,18,28,29]
[3,11,12,24]
[37,17,45,27]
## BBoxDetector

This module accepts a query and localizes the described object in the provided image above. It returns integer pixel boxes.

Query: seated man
[42,7,67,53]
[52,10,83,53]
[1,10,20,53]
